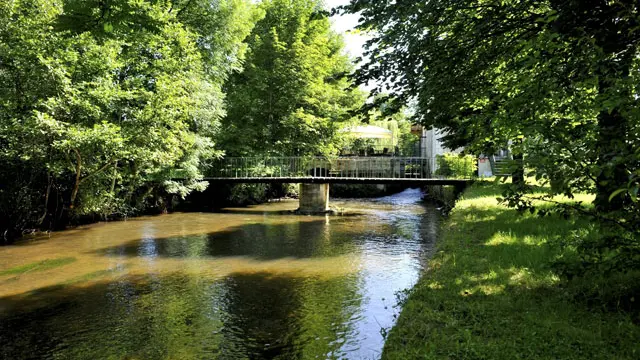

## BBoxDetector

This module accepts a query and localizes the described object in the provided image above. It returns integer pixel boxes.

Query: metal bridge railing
[207,157,446,179]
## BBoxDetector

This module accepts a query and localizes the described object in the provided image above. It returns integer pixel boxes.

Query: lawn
[382,181,639,359]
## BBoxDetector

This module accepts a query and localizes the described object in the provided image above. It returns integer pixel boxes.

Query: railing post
[369,158,375,178]
[391,158,395,179]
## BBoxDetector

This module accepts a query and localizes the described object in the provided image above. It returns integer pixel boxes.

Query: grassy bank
[383,182,639,359]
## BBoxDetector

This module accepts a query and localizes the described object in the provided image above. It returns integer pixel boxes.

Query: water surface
[0,189,440,359]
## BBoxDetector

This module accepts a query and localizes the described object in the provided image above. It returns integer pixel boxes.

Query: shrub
[434,153,477,178]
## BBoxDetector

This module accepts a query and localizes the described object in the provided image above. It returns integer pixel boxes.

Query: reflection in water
[0,189,439,359]
[0,273,361,360]
[103,220,349,260]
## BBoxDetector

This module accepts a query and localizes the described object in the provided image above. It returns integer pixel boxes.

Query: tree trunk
[511,153,525,188]
[38,172,52,225]
[70,149,82,209]
[549,0,637,212]
[594,59,631,212]
[510,138,525,188]
[110,161,118,194]
[594,108,628,211]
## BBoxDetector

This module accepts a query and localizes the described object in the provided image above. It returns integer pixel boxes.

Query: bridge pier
[298,183,330,214]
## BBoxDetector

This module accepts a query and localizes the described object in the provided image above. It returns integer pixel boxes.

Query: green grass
[382,181,639,360]
[0,257,77,276]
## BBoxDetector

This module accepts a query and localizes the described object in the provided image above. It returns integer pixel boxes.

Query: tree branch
[79,158,117,185]
[70,149,83,209]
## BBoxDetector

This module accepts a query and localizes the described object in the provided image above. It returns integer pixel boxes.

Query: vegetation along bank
[382,182,640,359]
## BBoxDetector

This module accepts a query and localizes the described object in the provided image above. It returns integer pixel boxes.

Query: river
[0,189,440,360]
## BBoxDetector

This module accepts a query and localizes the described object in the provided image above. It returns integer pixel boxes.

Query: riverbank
[383,182,640,359]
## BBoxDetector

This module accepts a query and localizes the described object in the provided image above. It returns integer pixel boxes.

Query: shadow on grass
[383,183,640,360]
[461,180,551,200]
[457,180,508,200]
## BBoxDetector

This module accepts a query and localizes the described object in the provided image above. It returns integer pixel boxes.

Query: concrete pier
[298,183,330,214]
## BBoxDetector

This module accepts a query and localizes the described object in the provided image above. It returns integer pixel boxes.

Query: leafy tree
[220,0,365,157]
[342,1,639,275]
[0,0,256,240]
[342,0,639,205]
[370,102,418,156]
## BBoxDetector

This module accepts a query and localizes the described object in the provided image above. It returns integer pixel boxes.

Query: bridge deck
[203,177,471,186]
[202,156,475,186]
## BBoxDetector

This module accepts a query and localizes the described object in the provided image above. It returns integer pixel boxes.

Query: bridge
[204,157,472,213]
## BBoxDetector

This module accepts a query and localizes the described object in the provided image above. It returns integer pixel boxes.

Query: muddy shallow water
[0,189,440,359]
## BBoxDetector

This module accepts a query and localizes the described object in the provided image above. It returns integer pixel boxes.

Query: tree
[367,97,418,156]
[220,0,365,157]
[0,0,256,239]
[342,0,639,208]
[341,0,640,276]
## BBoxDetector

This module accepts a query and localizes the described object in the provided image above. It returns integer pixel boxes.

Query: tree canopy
[0,0,257,238]
[0,0,369,239]
[342,0,639,273]
[343,0,639,204]
[220,0,365,157]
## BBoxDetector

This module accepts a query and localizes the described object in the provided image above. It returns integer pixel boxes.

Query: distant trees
[0,0,256,239]
[369,100,418,156]
[219,0,365,157]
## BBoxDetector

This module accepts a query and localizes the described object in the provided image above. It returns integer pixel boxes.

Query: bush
[227,183,270,205]
[226,183,298,206]
[434,153,477,178]
[553,226,640,313]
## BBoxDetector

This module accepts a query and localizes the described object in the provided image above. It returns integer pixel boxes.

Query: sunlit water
[0,189,440,359]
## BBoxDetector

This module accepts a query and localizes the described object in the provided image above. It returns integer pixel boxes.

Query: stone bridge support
[298,183,330,214]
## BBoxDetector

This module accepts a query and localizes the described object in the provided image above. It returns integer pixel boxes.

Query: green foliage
[397,132,420,156]
[343,0,640,282]
[223,182,298,206]
[220,0,365,157]
[342,96,418,156]
[227,183,271,205]
[435,154,477,178]
[0,0,256,239]
[383,182,640,359]
[344,0,639,198]
[371,111,418,155]
[554,226,640,283]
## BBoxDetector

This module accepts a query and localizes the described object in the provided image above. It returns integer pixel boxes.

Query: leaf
[608,188,627,202]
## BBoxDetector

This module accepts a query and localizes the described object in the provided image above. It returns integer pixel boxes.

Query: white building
[418,128,461,159]
[413,126,494,177]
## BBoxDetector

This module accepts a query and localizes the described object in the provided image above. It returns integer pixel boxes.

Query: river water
[0,189,440,360]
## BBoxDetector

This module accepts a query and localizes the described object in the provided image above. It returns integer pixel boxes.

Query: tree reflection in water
[0,189,438,359]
